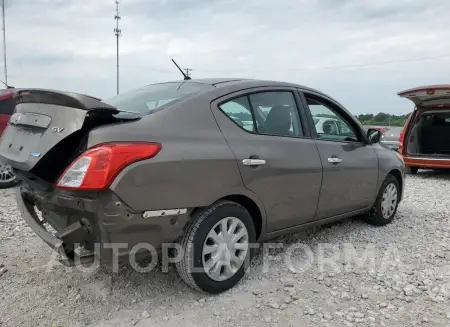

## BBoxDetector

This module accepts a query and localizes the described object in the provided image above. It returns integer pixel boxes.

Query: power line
[123,53,450,76]
[114,0,122,95]
[193,53,450,73]
[289,53,450,72]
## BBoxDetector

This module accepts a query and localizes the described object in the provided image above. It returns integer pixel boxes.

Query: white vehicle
[313,116,354,137]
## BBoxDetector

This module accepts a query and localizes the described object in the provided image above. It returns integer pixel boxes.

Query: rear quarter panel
[88,94,264,215]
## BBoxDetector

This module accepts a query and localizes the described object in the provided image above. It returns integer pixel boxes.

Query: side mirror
[367,128,382,144]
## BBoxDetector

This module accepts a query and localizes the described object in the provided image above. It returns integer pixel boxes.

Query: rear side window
[219,91,303,137]
[220,96,255,132]
[104,82,213,115]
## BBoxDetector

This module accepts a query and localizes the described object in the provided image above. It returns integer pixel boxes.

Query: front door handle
[328,157,343,164]
[242,158,266,166]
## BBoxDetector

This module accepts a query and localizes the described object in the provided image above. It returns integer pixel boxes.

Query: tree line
[355,113,410,127]
[230,110,410,127]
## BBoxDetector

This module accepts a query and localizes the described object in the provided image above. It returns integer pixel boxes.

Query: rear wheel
[0,163,19,189]
[176,200,256,294]
[364,174,400,226]
[405,166,418,175]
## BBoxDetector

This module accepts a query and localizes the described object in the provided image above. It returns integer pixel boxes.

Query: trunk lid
[0,89,137,174]
[398,85,450,109]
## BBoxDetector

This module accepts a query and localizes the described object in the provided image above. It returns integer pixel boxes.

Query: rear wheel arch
[190,193,265,241]
[221,194,263,240]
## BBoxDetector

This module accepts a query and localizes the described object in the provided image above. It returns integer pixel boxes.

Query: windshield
[313,117,320,125]
[104,82,213,115]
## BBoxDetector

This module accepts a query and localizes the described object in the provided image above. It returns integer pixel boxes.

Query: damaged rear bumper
[16,188,99,266]
[16,185,191,267]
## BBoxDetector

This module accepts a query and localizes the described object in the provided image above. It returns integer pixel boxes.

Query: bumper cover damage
[17,188,99,266]
[16,185,191,267]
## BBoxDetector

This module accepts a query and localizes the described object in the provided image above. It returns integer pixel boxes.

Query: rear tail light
[55,142,161,190]
[399,131,405,143]
[398,131,405,154]
[398,110,416,155]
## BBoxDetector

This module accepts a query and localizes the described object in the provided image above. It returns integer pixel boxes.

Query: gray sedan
[0,78,405,293]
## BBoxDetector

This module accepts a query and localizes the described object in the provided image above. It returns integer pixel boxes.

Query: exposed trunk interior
[30,112,136,184]
[406,109,450,157]
[0,89,139,185]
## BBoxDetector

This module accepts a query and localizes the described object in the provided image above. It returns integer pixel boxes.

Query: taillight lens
[398,131,405,154]
[55,142,161,190]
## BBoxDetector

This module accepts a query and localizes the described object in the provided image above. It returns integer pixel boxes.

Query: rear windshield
[104,82,213,115]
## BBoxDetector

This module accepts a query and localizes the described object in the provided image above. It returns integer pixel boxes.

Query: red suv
[397,85,450,174]
[0,88,20,188]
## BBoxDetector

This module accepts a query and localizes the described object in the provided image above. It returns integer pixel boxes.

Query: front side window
[337,120,354,136]
[219,91,303,137]
[305,95,358,142]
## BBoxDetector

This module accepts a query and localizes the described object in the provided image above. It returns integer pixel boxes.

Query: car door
[211,88,323,232]
[299,90,379,219]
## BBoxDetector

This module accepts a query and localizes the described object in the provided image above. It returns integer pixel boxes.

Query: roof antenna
[171,58,191,80]
[0,79,13,89]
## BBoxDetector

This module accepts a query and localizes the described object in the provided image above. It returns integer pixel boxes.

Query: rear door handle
[242,158,266,166]
[328,157,343,164]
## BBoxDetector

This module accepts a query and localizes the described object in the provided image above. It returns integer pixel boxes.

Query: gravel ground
[1,171,450,327]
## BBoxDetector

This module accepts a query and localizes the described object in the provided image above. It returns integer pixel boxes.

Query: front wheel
[364,174,400,226]
[176,201,256,294]
[0,163,20,189]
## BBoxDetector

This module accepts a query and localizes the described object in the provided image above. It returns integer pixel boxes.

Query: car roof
[179,78,248,85]
[159,78,331,96]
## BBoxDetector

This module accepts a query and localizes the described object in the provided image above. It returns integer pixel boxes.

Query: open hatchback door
[0,89,138,183]
[398,85,450,108]
[397,85,450,172]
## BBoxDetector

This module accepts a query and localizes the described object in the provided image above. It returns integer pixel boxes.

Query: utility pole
[2,0,7,85]
[184,68,192,79]
[114,0,122,95]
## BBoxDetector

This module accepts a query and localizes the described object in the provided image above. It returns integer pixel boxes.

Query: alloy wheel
[0,163,16,184]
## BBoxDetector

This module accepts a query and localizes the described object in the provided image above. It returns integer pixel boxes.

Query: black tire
[0,164,20,189]
[405,166,418,175]
[364,174,400,226]
[175,200,256,294]
[0,175,20,189]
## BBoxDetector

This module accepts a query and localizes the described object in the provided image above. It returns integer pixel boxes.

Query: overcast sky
[4,0,450,114]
